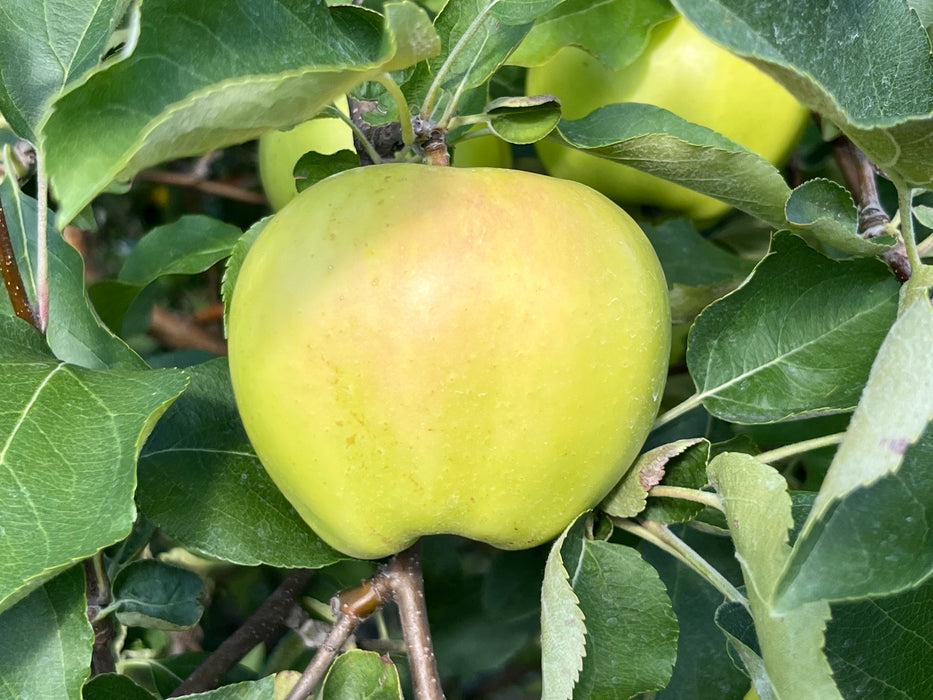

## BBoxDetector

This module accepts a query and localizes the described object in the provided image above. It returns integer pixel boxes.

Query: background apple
[527,15,810,223]
[449,130,513,169]
[229,163,670,559]
[258,107,355,211]
[259,112,513,210]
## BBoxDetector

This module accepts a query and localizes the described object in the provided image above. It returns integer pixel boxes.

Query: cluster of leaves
[1,0,933,698]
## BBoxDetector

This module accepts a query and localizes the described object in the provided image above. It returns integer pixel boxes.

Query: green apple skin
[527,15,810,223]
[229,163,670,559]
[450,133,513,169]
[259,117,511,211]
[259,114,355,211]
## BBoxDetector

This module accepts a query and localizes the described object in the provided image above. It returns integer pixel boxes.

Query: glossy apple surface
[527,15,809,223]
[229,163,670,559]
[259,116,511,210]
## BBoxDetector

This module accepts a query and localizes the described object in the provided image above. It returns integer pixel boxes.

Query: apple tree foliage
[1,0,932,698]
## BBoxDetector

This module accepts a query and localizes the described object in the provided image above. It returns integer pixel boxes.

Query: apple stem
[420,128,450,167]
[385,543,446,700]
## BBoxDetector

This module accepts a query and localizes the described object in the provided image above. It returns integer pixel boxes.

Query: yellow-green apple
[228,163,670,559]
[527,15,809,223]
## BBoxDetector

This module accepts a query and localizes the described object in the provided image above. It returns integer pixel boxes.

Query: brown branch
[832,137,911,281]
[135,170,268,205]
[149,305,228,356]
[286,543,445,700]
[84,557,116,677]
[0,195,38,327]
[383,544,445,700]
[348,98,404,166]
[284,611,365,700]
[170,568,315,697]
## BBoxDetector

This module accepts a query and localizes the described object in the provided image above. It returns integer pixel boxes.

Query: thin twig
[0,195,38,327]
[149,305,228,356]
[832,137,911,281]
[284,612,364,700]
[286,543,445,700]
[384,544,445,700]
[135,170,268,205]
[648,485,724,512]
[755,432,846,465]
[170,568,315,697]
[84,556,116,676]
[618,518,749,610]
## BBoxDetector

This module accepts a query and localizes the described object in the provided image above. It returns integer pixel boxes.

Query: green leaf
[786,178,894,256]
[82,673,158,700]
[570,540,679,698]
[673,0,933,189]
[1,178,143,369]
[601,438,705,519]
[136,358,344,569]
[644,440,712,523]
[221,218,269,338]
[422,539,540,681]
[0,315,189,612]
[643,527,750,700]
[707,453,840,699]
[320,649,402,699]
[553,103,793,227]
[642,219,755,324]
[484,94,561,144]
[108,559,205,630]
[914,204,933,230]
[0,0,131,142]
[713,601,771,699]
[118,215,243,287]
[42,0,440,224]
[687,233,899,424]
[509,0,675,70]
[412,0,564,122]
[826,578,933,700]
[0,566,91,700]
[540,518,587,700]
[775,299,933,610]
[294,150,361,194]
[173,677,276,699]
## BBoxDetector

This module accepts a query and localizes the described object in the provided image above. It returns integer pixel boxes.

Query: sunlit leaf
[509,0,675,70]
[554,103,793,226]
[0,316,188,612]
[0,0,132,142]
[707,452,840,698]
[42,0,439,223]
[674,0,933,188]
[775,300,933,610]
